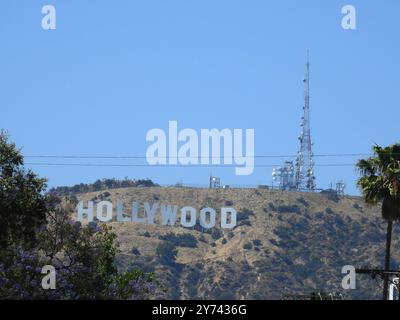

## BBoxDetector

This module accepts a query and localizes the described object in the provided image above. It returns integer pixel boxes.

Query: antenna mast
[295,51,316,191]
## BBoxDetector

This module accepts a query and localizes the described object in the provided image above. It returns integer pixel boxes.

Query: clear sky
[1,0,399,195]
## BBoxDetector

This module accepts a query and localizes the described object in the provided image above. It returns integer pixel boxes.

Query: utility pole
[295,51,316,191]
[356,268,400,300]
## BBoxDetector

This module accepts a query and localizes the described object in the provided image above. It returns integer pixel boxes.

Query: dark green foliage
[131,247,141,255]
[276,204,301,214]
[153,194,160,200]
[215,291,236,299]
[243,243,253,250]
[320,189,340,202]
[88,221,99,232]
[0,132,161,299]
[159,233,198,248]
[186,267,202,298]
[252,239,262,246]
[211,228,223,240]
[325,207,334,214]
[315,212,324,219]
[221,238,227,245]
[236,208,254,227]
[356,144,400,299]
[50,178,158,196]
[270,239,279,246]
[239,208,255,216]
[98,191,111,200]
[156,241,177,261]
[297,197,309,207]
[0,131,48,248]
[270,210,392,300]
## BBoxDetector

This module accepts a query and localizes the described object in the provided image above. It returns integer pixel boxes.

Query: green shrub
[159,233,198,248]
[156,241,177,261]
[243,243,253,250]
[211,228,223,240]
[276,204,301,214]
[325,207,334,214]
[131,247,140,255]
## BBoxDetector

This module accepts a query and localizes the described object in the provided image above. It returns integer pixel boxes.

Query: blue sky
[1,0,399,195]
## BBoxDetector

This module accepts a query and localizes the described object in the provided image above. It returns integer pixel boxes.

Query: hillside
[69,187,400,300]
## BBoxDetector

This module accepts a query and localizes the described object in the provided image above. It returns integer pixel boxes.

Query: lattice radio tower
[295,52,316,191]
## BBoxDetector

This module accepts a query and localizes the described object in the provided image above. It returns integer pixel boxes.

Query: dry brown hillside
[70,187,400,300]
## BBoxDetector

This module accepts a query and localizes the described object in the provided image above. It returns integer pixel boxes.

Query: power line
[25,162,357,167]
[23,153,379,159]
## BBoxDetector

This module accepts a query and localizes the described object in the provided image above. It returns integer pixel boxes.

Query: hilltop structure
[273,53,316,191]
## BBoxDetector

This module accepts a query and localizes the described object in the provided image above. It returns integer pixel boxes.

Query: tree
[0,130,48,248]
[0,131,162,299]
[356,144,400,300]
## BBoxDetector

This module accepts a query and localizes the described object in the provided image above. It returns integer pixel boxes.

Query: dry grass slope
[72,187,400,300]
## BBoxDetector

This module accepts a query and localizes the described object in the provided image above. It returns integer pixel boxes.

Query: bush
[325,207,334,214]
[315,212,324,219]
[297,197,309,207]
[211,229,223,240]
[320,190,340,202]
[131,247,141,255]
[159,233,197,248]
[276,205,301,214]
[243,243,253,250]
[98,191,111,200]
[143,231,151,238]
[270,239,279,246]
[236,208,254,227]
[156,242,177,261]
[252,239,262,246]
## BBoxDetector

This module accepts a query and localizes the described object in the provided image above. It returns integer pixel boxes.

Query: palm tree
[356,144,400,300]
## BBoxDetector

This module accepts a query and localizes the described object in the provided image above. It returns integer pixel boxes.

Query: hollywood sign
[77,201,237,229]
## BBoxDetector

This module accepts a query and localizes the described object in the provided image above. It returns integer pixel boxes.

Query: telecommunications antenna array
[295,52,316,191]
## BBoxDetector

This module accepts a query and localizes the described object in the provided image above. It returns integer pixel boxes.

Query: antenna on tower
[295,51,316,191]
